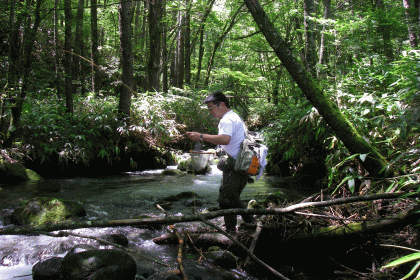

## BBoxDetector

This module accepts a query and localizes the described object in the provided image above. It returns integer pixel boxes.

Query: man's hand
[186,131,201,141]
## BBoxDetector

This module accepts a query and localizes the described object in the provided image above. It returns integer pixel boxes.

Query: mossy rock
[26,169,44,181]
[11,197,86,226]
[0,162,44,183]
[177,155,192,172]
[161,168,184,176]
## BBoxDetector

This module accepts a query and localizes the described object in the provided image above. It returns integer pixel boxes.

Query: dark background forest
[1,0,420,190]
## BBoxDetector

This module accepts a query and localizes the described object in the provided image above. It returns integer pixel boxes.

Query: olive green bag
[234,123,262,176]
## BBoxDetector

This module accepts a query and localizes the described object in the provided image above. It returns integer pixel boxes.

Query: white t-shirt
[218,110,245,159]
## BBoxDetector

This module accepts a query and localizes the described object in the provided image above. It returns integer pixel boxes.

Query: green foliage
[17,91,212,167]
[381,247,420,280]
[263,98,332,174]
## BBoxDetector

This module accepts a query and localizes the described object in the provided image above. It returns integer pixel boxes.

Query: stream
[0,165,304,280]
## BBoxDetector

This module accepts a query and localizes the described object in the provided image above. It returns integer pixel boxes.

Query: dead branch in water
[0,192,414,235]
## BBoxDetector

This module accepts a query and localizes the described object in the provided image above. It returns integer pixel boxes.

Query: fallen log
[0,192,414,235]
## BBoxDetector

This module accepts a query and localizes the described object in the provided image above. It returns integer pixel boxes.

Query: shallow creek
[0,165,303,279]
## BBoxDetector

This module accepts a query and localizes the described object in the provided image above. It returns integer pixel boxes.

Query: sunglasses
[208,104,218,111]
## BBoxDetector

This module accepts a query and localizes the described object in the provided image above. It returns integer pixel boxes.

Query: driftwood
[0,192,412,235]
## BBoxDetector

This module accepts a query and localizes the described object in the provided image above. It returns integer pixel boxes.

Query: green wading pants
[217,157,254,231]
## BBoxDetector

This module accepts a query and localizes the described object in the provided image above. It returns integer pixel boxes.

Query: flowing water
[0,165,303,280]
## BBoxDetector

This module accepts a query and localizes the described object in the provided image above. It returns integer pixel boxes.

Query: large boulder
[60,249,137,280]
[32,256,63,280]
[205,250,237,269]
[10,197,86,226]
[0,162,44,184]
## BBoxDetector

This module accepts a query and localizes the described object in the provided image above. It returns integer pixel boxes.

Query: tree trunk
[148,0,162,91]
[4,0,43,148]
[242,0,391,178]
[118,0,134,118]
[376,0,393,61]
[184,0,191,86]
[174,1,185,89]
[303,0,317,76]
[192,0,216,87]
[403,0,418,47]
[91,0,101,95]
[294,0,306,63]
[204,4,245,86]
[54,0,62,99]
[317,0,331,78]
[75,0,85,95]
[64,0,73,113]
[162,0,168,93]
[194,28,204,87]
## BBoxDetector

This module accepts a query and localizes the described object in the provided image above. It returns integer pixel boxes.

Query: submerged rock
[32,256,63,280]
[101,233,129,247]
[60,249,137,280]
[205,250,237,269]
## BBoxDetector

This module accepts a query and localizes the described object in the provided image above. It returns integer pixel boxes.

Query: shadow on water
[0,165,310,280]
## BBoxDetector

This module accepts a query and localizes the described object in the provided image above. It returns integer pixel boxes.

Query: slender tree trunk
[91,0,101,95]
[162,0,168,93]
[243,0,391,178]
[194,27,204,86]
[148,0,162,91]
[190,0,216,51]
[403,0,418,47]
[75,0,85,95]
[294,0,306,63]
[174,0,185,89]
[416,0,420,41]
[184,0,191,86]
[303,0,317,76]
[2,0,17,139]
[7,0,23,106]
[375,0,393,61]
[118,0,134,118]
[192,0,216,87]
[317,0,331,78]
[204,4,244,86]
[5,0,43,148]
[64,0,73,113]
[54,0,62,99]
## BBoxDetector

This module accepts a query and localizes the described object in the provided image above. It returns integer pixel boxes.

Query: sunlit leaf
[382,253,420,269]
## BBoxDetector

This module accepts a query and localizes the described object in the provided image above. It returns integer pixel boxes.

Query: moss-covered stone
[26,168,44,181]
[0,162,28,182]
[0,162,44,183]
[162,168,184,176]
[11,197,86,226]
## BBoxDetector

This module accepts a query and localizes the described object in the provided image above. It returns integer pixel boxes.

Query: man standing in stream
[186,90,254,233]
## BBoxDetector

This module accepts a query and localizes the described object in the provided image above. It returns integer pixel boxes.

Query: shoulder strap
[240,118,253,141]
